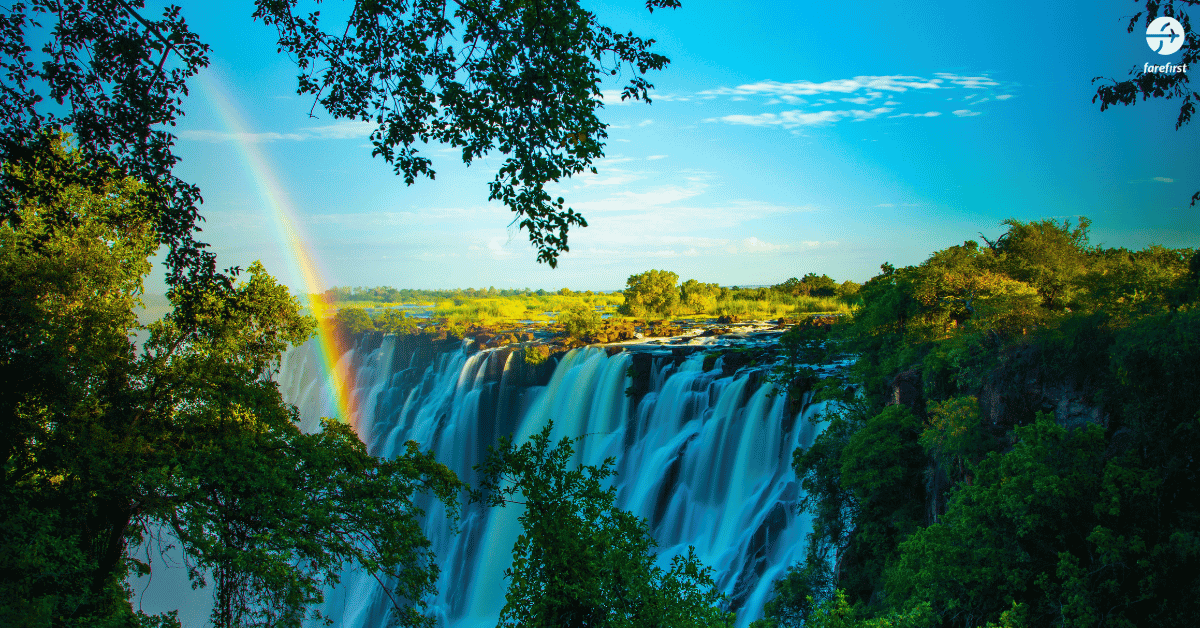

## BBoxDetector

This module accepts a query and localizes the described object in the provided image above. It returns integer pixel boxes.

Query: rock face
[889,369,923,414]
[977,342,1108,431]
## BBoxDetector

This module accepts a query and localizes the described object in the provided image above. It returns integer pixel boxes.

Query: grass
[319,290,850,331]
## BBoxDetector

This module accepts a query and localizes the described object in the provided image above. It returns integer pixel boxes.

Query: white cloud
[709,107,892,128]
[1153,176,1175,183]
[638,119,654,127]
[179,118,376,143]
[467,237,515,260]
[888,111,942,118]
[934,73,1000,89]
[995,94,1014,100]
[697,72,1010,129]
[646,155,668,160]
[599,90,633,106]
[301,119,376,139]
[765,95,808,105]
[740,236,786,253]
[700,75,948,98]
[578,172,645,187]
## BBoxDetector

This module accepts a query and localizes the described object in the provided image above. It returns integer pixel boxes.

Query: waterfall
[275,334,831,628]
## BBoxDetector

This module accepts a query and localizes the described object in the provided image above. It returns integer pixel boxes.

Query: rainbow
[195,71,358,430]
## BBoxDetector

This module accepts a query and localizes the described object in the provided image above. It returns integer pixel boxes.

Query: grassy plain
[325,289,852,329]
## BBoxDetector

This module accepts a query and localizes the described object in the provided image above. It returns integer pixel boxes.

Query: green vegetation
[0,0,680,276]
[318,272,857,340]
[757,217,1200,628]
[0,138,462,627]
[558,304,604,340]
[3,136,737,628]
[620,269,682,317]
[472,423,734,628]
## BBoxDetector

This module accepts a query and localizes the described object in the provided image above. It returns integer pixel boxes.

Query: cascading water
[276,333,833,628]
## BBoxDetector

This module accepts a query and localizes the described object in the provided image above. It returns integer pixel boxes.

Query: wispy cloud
[707,107,894,128]
[701,72,1010,129]
[888,111,942,118]
[301,119,376,139]
[700,75,946,98]
[646,155,668,160]
[1153,176,1175,183]
[179,118,376,143]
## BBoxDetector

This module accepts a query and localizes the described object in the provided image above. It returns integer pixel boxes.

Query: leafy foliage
[0,1,211,283]
[333,305,375,335]
[0,139,461,628]
[375,307,420,335]
[680,279,721,313]
[774,273,839,298]
[472,422,734,628]
[558,303,603,340]
[0,0,679,285]
[255,0,679,266]
[619,269,680,318]
[763,216,1200,628]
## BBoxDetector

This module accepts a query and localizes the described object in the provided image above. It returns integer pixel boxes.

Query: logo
[1147,16,1186,55]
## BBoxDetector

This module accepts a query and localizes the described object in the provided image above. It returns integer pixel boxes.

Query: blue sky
[160,0,1198,293]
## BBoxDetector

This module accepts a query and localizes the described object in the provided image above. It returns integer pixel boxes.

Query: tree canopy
[619,269,680,318]
[0,136,461,628]
[472,423,733,628]
[757,217,1200,628]
[0,0,680,282]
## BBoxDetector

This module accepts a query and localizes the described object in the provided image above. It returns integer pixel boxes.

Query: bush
[559,304,602,340]
[333,306,373,334]
[523,345,550,366]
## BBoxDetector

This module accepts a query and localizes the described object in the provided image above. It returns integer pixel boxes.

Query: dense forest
[754,218,1200,627]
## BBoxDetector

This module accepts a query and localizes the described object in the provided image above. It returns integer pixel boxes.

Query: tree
[334,305,375,335]
[680,279,720,313]
[559,303,602,340]
[1094,1,1198,205]
[471,423,733,628]
[836,405,926,605]
[0,0,681,277]
[992,217,1092,311]
[619,269,679,317]
[800,273,838,298]
[0,137,460,628]
[376,307,420,335]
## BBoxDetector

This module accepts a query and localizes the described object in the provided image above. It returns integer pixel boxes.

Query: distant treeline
[321,285,613,303]
[322,273,860,306]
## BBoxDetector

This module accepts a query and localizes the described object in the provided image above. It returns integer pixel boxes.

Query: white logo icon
[1147,17,1186,55]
